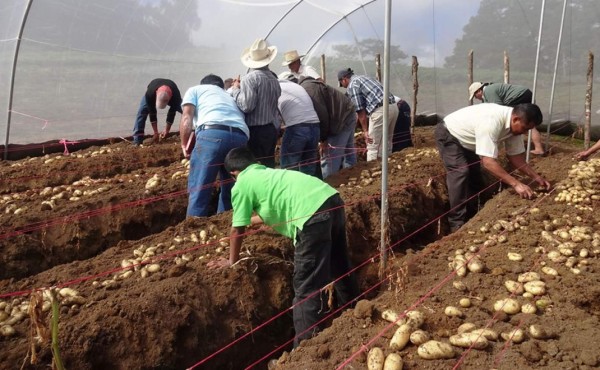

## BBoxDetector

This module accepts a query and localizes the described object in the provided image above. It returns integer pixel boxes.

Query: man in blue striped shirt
[230,39,282,168]
[338,68,399,161]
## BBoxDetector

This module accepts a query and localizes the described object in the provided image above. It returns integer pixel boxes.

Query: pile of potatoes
[0,287,87,338]
[554,159,599,211]
[448,248,485,277]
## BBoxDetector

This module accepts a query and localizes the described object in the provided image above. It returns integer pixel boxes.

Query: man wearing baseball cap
[132,78,182,145]
[338,68,398,161]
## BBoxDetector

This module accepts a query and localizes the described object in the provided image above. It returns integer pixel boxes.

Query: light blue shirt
[182,84,249,138]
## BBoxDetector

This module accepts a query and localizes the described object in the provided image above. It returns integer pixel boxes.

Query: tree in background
[444,0,600,73]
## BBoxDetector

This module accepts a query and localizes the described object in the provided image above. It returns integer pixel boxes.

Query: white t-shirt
[291,64,321,80]
[444,103,525,159]
[278,80,320,127]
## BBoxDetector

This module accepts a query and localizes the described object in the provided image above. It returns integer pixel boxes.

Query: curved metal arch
[4,0,33,160]
[261,0,377,74]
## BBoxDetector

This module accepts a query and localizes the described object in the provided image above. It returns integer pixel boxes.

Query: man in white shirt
[435,103,551,232]
[281,50,321,80]
[277,73,321,177]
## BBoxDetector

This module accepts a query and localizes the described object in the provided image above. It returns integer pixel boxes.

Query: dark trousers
[392,100,413,152]
[435,123,484,231]
[247,124,277,168]
[508,89,533,106]
[292,193,359,347]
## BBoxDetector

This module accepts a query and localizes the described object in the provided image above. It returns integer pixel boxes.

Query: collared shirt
[231,163,337,240]
[231,67,281,127]
[482,83,530,105]
[444,103,525,158]
[346,75,395,115]
[290,64,321,80]
[278,80,320,127]
[182,84,249,138]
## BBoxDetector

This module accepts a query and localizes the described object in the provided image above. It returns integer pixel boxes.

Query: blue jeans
[321,113,357,179]
[187,128,248,217]
[133,95,150,145]
[280,123,320,177]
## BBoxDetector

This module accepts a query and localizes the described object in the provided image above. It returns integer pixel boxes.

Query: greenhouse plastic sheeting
[1,0,599,146]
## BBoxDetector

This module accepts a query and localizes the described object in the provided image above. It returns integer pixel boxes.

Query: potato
[529,325,554,339]
[58,287,79,298]
[524,281,546,295]
[493,298,521,314]
[459,298,471,308]
[521,303,537,314]
[453,281,467,291]
[504,280,524,294]
[410,330,430,345]
[383,353,403,370]
[390,324,411,351]
[417,340,455,360]
[449,333,489,349]
[457,322,477,334]
[453,255,468,277]
[146,264,160,273]
[501,328,525,343]
[381,309,401,325]
[367,347,385,370]
[541,266,558,276]
[467,256,484,273]
[518,272,540,283]
[507,252,523,261]
[0,325,16,337]
[470,328,499,341]
[405,310,425,329]
[444,306,463,317]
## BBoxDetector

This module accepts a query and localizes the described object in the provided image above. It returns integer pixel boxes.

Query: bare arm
[207,226,245,269]
[356,109,372,143]
[481,156,535,199]
[508,152,551,190]
[179,104,195,158]
[575,139,600,160]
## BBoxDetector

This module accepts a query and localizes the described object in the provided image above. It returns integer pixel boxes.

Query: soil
[0,128,599,370]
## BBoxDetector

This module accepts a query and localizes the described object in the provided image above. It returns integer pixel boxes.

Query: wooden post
[320,54,326,84]
[411,56,419,136]
[585,51,594,149]
[468,50,474,105]
[375,53,382,82]
[504,51,510,83]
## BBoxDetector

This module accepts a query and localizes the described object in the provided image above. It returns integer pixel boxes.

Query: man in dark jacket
[133,78,182,145]
[299,76,357,178]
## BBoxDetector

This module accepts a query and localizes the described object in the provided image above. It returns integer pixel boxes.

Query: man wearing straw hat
[132,78,182,146]
[281,49,321,80]
[230,38,281,168]
[469,82,545,155]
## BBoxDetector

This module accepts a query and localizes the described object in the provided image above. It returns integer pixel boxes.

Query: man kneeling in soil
[435,103,551,232]
[209,147,359,347]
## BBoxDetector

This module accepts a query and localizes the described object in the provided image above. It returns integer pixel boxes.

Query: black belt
[199,124,244,135]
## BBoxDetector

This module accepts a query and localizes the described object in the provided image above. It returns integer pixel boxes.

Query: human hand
[207,257,232,269]
[232,75,241,89]
[513,182,534,199]
[160,128,169,140]
[574,151,589,161]
[363,131,373,144]
[152,132,160,143]
[534,177,551,191]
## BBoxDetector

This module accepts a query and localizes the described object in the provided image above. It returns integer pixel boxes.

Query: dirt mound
[1,128,598,370]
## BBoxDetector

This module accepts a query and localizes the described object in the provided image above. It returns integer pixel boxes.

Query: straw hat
[241,38,278,69]
[469,82,484,100]
[281,50,304,66]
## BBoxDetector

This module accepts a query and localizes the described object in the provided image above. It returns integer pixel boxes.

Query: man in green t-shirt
[469,82,545,155]
[209,147,359,347]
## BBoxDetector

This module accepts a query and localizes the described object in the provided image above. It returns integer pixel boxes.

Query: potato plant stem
[50,290,65,370]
